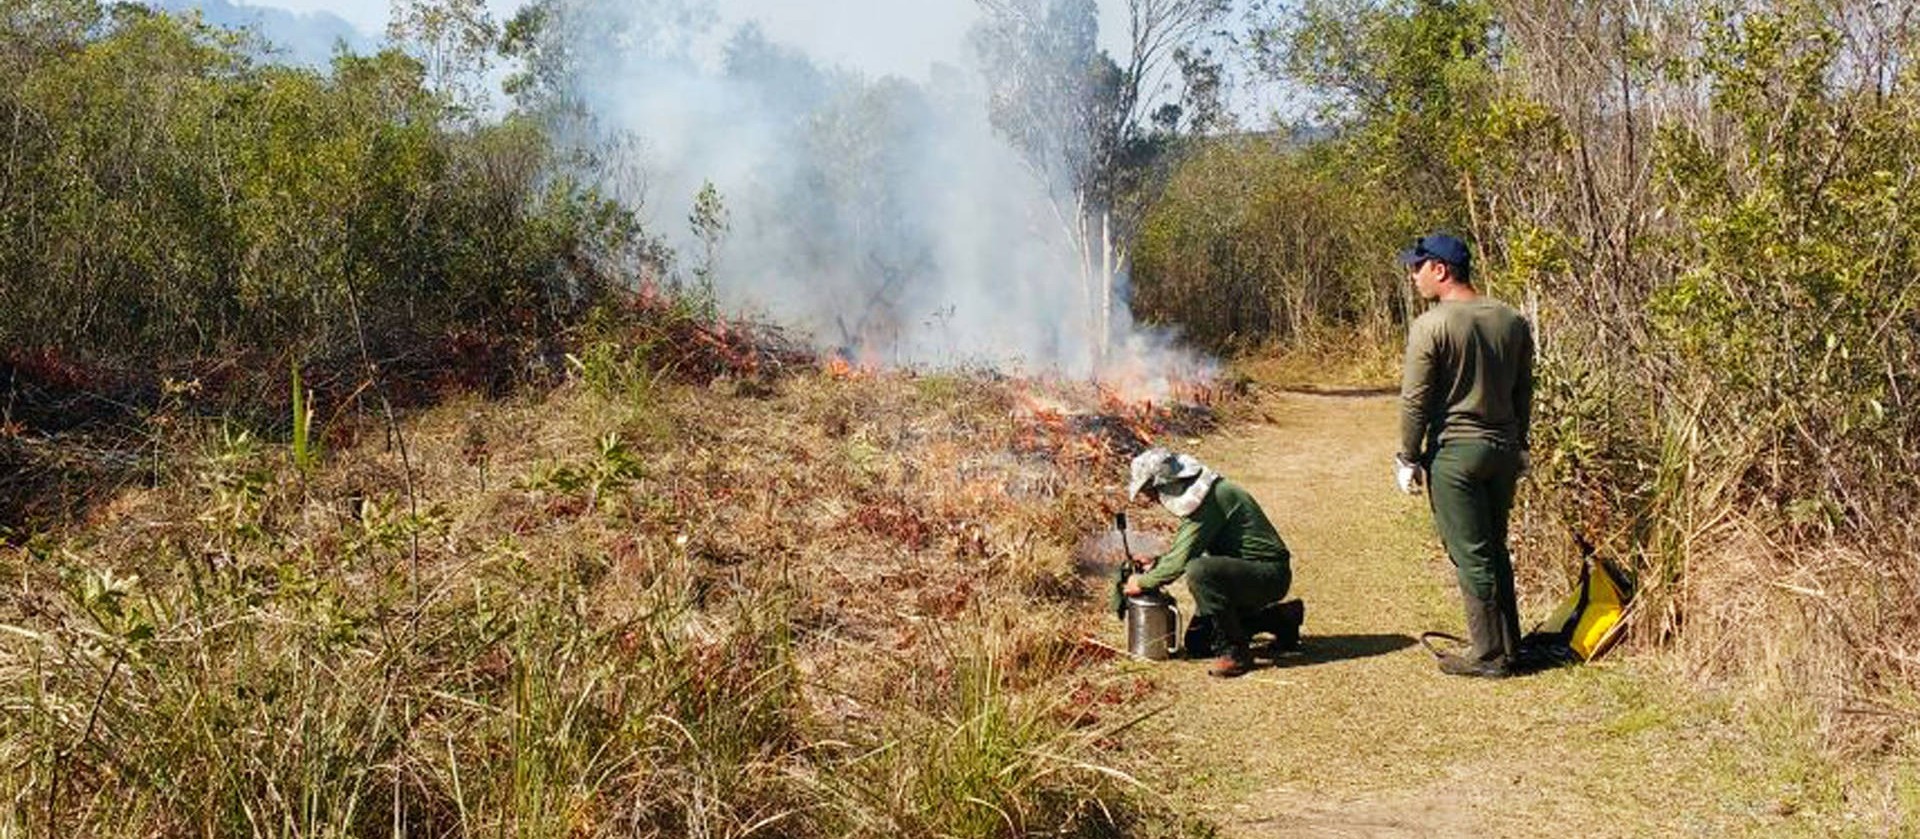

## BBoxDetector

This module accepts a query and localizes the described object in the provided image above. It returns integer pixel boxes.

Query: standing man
[1121,448,1302,678]
[1395,233,1534,678]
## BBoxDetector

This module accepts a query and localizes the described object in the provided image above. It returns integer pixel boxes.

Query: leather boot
[1436,653,1508,678]
[1207,611,1253,678]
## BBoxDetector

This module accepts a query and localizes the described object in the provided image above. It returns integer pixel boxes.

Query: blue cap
[1398,233,1471,275]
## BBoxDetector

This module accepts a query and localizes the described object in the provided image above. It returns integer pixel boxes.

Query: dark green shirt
[1399,298,1535,462]
[1137,478,1289,590]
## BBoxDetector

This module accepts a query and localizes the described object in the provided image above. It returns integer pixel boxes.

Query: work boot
[1207,611,1254,678]
[1182,614,1215,659]
[1444,588,1516,678]
[1266,599,1304,655]
[1493,577,1525,669]
[1436,652,1511,679]
[1247,600,1304,658]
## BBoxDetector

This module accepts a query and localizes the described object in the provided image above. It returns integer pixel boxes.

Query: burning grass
[1008,378,1218,471]
[0,343,1221,836]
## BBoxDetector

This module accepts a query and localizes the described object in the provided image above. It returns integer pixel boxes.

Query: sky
[154,0,373,63]
[217,0,1182,91]
[227,0,1120,70]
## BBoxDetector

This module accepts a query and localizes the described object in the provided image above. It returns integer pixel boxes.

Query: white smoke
[536,0,1212,390]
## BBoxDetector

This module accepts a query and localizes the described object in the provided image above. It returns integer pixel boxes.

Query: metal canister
[1125,592,1181,660]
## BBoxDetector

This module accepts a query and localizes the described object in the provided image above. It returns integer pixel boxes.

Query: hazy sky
[221,0,1290,123]
[229,0,1138,81]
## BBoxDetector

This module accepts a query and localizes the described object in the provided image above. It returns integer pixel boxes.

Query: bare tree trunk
[1099,209,1115,365]
[1076,205,1098,366]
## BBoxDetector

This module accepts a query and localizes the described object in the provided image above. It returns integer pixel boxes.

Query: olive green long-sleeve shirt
[1136,478,1289,591]
[1399,298,1535,463]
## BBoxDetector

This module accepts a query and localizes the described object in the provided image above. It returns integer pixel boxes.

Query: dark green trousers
[1186,555,1291,645]
[1427,441,1523,662]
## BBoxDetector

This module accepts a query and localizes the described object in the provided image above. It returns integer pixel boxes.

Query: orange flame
[825,356,875,380]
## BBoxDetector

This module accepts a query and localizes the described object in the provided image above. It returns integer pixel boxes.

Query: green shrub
[0,3,653,379]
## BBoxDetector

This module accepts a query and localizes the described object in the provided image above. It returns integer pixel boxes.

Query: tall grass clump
[804,626,1164,838]
[0,490,806,837]
[290,362,318,474]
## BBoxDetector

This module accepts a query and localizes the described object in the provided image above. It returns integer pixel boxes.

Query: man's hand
[1123,576,1144,597]
[1517,450,1532,478]
[1395,456,1426,495]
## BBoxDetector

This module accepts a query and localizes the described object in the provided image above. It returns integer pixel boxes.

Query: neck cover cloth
[1160,468,1220,518]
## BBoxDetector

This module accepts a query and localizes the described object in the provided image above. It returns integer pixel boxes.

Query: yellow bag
[1532,557,1633,661]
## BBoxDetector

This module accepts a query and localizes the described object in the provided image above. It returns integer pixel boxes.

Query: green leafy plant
[290,360,318,473]
[517,432,645,516]
[199,426,271,551]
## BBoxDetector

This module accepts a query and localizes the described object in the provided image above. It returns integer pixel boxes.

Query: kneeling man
[1123,448,1301,677]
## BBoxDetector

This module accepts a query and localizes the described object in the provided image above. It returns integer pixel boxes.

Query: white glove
[1395,456,1426,495]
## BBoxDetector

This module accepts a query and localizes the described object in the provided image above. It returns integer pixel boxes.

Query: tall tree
[971,0,1229,365]
[1245,0,1499,229]
[387,0,498,115]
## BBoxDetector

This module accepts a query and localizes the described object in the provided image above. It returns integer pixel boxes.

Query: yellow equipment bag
[1532,557,1633,661]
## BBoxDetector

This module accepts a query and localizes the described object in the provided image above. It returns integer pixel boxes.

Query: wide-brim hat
[1127,447,1205,499]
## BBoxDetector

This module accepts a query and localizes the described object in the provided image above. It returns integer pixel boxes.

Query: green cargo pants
[1186,555,1291,646]
[1427,441,1523,663]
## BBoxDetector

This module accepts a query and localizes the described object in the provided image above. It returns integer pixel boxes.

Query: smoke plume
[533,0,1212,393]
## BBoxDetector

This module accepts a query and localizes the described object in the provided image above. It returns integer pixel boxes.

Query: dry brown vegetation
[0,336,1221,836]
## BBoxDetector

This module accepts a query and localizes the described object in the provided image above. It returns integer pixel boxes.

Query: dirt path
[1114,392,1849,838]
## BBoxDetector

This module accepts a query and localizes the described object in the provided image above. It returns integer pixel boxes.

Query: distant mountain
[148,0,377,67]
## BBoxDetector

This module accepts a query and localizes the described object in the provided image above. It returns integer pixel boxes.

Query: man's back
[1400,299,1534,458]
[1201,479,1289,565]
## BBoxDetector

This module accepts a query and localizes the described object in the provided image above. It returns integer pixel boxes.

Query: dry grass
[1532,403,1920,761]
[1226,328,1402,396]
[0,361,1216,838]
[1672,520,1920,760]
